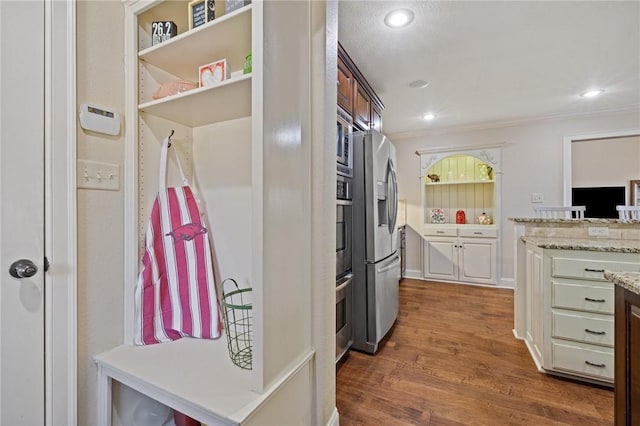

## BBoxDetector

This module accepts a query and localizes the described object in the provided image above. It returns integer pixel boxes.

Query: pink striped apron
[134,134,222,345]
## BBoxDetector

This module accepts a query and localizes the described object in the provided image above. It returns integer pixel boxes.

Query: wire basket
[221,278,252,370]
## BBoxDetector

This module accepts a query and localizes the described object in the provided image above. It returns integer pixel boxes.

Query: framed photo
[199,59,228,87]
[188,0,215,30]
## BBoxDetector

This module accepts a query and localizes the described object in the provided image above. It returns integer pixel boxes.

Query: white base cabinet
[523,244,640,384]
[422,225,497,285]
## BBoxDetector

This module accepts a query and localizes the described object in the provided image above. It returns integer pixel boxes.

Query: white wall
[572,135,640,192]
[76,1,125,424]
[75,3,338,426]
[392,110,640,285]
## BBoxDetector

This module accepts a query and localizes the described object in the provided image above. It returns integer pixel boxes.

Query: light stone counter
[510,218,639,224]
[521,236,640,254]
[604,271,640,296]
[509,217,640,241]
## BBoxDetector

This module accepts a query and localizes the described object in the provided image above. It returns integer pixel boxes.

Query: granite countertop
[604,271,640,296]
[522,236,640,253]
[511,218,640,224]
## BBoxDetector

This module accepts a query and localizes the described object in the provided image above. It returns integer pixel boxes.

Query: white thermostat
[79,103,121,136]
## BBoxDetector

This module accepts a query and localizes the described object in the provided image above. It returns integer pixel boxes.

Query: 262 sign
[152,21,177,45]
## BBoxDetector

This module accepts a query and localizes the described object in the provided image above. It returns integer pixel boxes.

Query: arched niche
[416,145,502,226]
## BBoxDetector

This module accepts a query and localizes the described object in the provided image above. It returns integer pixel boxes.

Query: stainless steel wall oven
[336,166,353,362]
[335,273,353,361]
[337,107,353,178]
[336,175,352,278]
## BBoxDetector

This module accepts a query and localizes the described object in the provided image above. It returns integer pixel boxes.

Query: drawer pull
[584,297,606,303]
[473,232,482,235]
[584,361,606,368]
[584,329,606,335]
[436,231,445,234]
[584,268,605,273]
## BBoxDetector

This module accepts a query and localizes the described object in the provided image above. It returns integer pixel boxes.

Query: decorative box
[225,0,251,14]
[151,21,177,45]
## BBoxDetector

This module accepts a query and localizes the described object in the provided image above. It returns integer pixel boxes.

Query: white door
[0,1,46,424]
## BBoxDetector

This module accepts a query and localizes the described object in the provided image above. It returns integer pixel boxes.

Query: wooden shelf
[138,73,251,127]
[425,180,494,186]
[138,5,252,80]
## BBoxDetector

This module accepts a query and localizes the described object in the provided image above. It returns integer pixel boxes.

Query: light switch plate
[531,193,544,203]
[77,159,120,191]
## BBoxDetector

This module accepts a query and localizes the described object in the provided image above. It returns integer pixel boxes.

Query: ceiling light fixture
[384,9,414,28]
[580,89,605,98]
[409,80,430,89]
[423,113,436,121]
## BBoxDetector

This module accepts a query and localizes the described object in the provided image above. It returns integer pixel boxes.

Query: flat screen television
[572,186,625,219]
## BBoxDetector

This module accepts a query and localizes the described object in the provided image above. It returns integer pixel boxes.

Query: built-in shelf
[138,5,252,80]
[424,180,495,186]
[95,339,314,425]
[138,74,252,127]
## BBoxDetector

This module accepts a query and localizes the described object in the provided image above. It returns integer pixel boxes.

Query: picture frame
[188,0,215,30]
[199,59,228,87]
[430,208,446,224]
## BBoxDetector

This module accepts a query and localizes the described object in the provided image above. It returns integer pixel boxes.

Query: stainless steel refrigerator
[352,130,400,354]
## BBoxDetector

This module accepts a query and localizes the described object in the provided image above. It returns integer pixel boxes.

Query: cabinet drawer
[552,257,640,281]
[551,341,613,382]
[552,311,614,347]
[423,226,457,237]
[552,281,614,314]
[458,227,497,238]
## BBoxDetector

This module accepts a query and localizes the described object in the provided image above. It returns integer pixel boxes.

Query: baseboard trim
[327,407,339,426]
[404,269,422,279]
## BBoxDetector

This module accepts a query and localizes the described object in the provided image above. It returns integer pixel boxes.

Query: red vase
[456,210,466,224]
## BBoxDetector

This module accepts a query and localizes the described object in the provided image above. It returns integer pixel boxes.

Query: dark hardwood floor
[336,279,613,426]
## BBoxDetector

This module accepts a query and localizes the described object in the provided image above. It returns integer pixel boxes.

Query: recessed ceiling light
[384,9,414,28]
[423,113,436,121]
[409,80,430,89]
[580,89,605,98]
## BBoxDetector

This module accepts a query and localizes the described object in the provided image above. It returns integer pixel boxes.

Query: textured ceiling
[338,1,640,136]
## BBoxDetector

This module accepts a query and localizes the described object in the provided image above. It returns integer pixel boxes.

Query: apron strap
[159,131,188,191]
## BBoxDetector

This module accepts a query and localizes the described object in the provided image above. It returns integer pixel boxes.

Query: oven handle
[377,256,401,273]
[336,274,353,292]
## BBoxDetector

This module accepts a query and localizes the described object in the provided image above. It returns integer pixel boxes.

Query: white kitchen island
[511,218,640,385]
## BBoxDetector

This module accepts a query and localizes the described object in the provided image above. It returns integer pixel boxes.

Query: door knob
[9,259,38,278]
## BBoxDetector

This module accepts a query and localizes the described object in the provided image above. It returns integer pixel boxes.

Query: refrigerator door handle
[387,159,399,232]
[376,256,401,273]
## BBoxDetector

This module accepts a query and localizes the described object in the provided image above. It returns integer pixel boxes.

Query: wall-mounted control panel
[79,103,121,136]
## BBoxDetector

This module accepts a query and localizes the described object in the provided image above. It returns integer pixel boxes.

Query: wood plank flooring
[336,279,613,426]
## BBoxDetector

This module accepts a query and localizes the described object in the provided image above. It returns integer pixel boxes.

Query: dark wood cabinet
[337,57,354,114]
[353,81,371,130]
[337,42,383,133]
[615,286,640,425]
[371,103,382,132]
